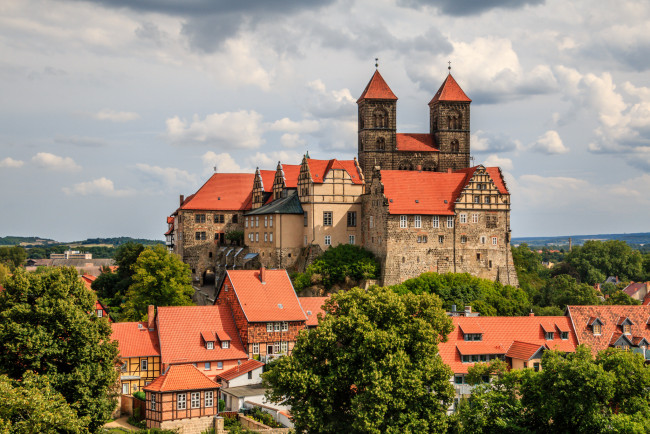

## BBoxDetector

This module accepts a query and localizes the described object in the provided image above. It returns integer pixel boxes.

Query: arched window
[376,137,385,151]
[451,139,460,153]
[373,109,388,128]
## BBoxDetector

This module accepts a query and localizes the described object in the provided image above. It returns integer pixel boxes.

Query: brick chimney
[260,266,266,284]
[147,305,155,330]
[529,310,535,317]
[447,168,453,173]
[179,194,184,206]
[417,164,422,172]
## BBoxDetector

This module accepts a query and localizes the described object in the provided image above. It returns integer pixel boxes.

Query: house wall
[245,321,306,359]
[145,389,219,429]
[165,359,243,379]
[244,214,303,269]
[226,367,264,388]
[120,355,161,395]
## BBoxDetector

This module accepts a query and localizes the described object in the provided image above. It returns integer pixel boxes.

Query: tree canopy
[566,240,644,284]
[0,267,119,432]
[0,246,27,270]
[263,287,454,433]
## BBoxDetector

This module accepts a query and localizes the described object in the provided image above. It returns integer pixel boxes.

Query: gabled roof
[277,164,301,189]
[458,321,483,334]
[111,322,161,358]
[429,73,471,104]
[180,173,254,211]
[306,159,364,185]
[299,296,329,327]
[485,167,509,195]
[225,269,307,322]
[505,341,545,361]
[395,133,438,152]
[216,359,264,382]
[357,70,398,102]
[157,305,247,365]
[439,316,577,374]
[144,364,219,392]
[245,190,303,215]
[80,274,96,290]
[623,282,648,297]
[617,316,634,326]
[567,305,650,355]
[167,216,174,224]
[259,170,276,192]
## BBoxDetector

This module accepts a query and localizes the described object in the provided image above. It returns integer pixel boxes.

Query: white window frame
[447,216,454,228]
[432,216,439,228]
[492,237,498,245]
[255,232,259,242]
[324,235,331,245]
[177,393,187,410]
[274,342,281,353]
[349,235,355,245]
[269,215,273,227]
[217,361,223,369]
[264,216,268,227]
[274,322,281,332]
[205,391,213,408]
[281,341,288,353]
[264,232,268,242]
[369,215,374,229]
[141,359,148,371]
[206,341,214,350]
[252,343,260,354]
[472,213,479,223]
[304,235,307,246]
[97,309,103,318]
[222,340,230,349]
[281,321,288,331]
[255,216,259,227]
[400,215,407,228]
[460,213,467,224]
[122,383,129,395]
[270,232,273,242]
[245,217,248,228]
[191,392,200,409]
[267,322,273,332]
[414,215,421,228]
[151,393,156,410]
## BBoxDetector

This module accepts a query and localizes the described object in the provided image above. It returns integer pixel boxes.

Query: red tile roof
[505,341,545,361]
[278,164,301,188]
[566,305,650,355]
[306,159,363,185]
[357,70,398,102]
[458,321,483,334]
[180,173,254,211]
[80,274,96,290]
[167,216,174,224]
[395,133,438,152]
[299,297,329,327]
[623,282,648,297]
[144,364,219,392]
[111,322,161,358]
[643,294,650,305]
[438,316,577,374]
[429,73,471,104]
[226,269,307,322]
[216,359,264,381]
[157,305,247,365]
[485,167,509,195]
[259,170,276,192]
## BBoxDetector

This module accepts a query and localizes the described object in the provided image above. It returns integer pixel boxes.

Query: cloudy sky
[2,0,650,241]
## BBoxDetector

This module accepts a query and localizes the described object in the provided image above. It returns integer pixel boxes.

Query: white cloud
[245,150,304,169]
[135,163,198,189]
[0,157,24,168]
[303,79,356,119]
[280,133,307,148]
[201,151,250,175]
[530,130,568,154]
[471,130,520,153]
[62,177,133,197]
[267,117,320,134]
[481,154,513,171]
[31,152,80,171]
[165,110,265,149]
[92,108,140,122]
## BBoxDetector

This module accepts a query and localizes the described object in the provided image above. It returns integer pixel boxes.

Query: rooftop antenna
[375,58,379,69]
[448,61,452,74]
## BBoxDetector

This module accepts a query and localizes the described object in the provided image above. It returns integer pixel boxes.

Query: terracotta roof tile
[306,159,363,185]
[299,296,329,327]
[216,359,264,381]
[380,170,466,215]
[144,364,219,392]
[111,322,161,358]
[259,170,276,192]
[181,173,254,211]
[357,70,398,102]
[505,341,545,361]
[226,269,307,322]
[439,316,577,374]
[157,305,247,365]
[485,167,509,195]
[458,321,483,334]
[429,74,471,104]
[395,133,438,152]
[623,282,647,297]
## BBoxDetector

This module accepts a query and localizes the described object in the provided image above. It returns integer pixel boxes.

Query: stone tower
[429,73,472,171]
[357,70,397,183]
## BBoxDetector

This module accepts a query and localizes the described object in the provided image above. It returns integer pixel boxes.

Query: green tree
[0,267,119,432]
[0,372,86,433]
[603,290,641,305]
[566,240,643,284]
[263,287,454,433]
[0,262,9,285]
[296,244,380,289]
[536,274,600,309]
[0,246,27,270]
[123,244,194,320]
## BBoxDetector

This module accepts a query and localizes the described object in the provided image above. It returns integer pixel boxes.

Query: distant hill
[0,236,57,246]
[512,232,650,249]
[0,236,163,247]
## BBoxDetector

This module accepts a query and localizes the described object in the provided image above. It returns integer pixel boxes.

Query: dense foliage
[451,346,650,433]
[291,244,379,290]
[566,240,644,284]
[0,267,119,432]
[0,246,27,270]
[263,287,454,433]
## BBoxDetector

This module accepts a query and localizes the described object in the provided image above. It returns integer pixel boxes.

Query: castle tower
[429,73,472,171]
[357,70,398,182]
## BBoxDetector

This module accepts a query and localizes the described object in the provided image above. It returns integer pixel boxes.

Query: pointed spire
[305,150,310,159]
[429,73,471,105]
[357,70,398,103]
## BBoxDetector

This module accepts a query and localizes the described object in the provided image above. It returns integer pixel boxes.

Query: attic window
[307,310,312,315]
[206,341,214,350]
[390,199,393,203]
[278,304,283,309]
[444,200,448,204]
[138,324,143,329]
[222,341,230,349]
[622,324,631,334]
[561,332,568,340]
[593,324,602,335]
[415,200,419,203]
[545,332,554,340]
[218,197,221,200]
[463,333,482,341]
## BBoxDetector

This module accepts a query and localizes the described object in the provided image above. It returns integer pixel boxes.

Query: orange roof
[216,359,264,381]
[80,274,96,290]
[306,159,363,185]
[485,167,509,195]
[225,269,307,322]
[167,216,174,224]
[144,364,219,392]
[566,305,650,355]
[380,170,467,215]
[259,170,276,192]
[181,173,254,211]
[458,321,483,334]
[505,341,545,360]
[396,134,438,152]
[357,70,398,102]
[111,322,161,358]
[278,164,301,188]
[439,316,577,374]
[299,296,329,327]
[157,305,247,365]
[429,73,471,104]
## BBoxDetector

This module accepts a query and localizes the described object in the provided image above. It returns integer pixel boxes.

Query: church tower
[429,73,472,171]
[357,70,397,183]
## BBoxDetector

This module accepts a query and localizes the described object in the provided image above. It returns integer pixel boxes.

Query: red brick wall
[247,321,306,358]
[218,276,250,347]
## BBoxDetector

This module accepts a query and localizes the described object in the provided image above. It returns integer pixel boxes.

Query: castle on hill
[165,69,519,288]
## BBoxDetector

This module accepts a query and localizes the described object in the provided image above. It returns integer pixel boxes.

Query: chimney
[529,310,535,317]
[147,305,155,330]
[417,164,422,172]
[260,266,266,284]
[179,194,184,206]
[447,168,453,173]
[464,306,471,315]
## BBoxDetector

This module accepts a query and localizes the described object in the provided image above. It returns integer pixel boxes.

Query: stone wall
[160,415,216,434]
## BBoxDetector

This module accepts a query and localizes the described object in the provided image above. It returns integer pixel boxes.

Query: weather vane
[375,58,379,69]
[448,61,452,73]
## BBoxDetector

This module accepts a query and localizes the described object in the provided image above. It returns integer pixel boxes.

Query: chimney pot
[529,312,535,317]
[260,266,266,284]
[464,306,471,313]
[179,194,184,206]
[147,305,155,330]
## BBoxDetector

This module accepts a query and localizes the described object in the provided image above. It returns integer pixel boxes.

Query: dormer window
[588,317,604,335]
[222,341,230,349]
[623,324,631,334]
[593,324,602,335]
[206,341,214,350]
[545,332,554,340]
[463,333,482,341]
[617,317,634,334]
[561,332,568,340]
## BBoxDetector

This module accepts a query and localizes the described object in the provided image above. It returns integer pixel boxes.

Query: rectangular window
[484,196,491,204]
[177,393,186,410]
[323,211,333,226]
[546,332,554,340]
[304,235,307,246]
[232,214,238,223]
[141,360,148,371]
[264,233,268,242]
[369,215,374,229]
[460,213,467,224]
[486,215,497,228]
[400,215,407,228]
[432,216,439,228]
[593,324,601,335]
[217,361,223,369]
[269,216,273,227]
[264,216,268,227]
[267,323,273,332]
[447,216,454,228]
[472,213,479,223]
[97,309,103,318]
[347,211,357,227]
[324,235,331,245]
[474,196,480,203]
[274,322,281,332]
[205,362,211,370]
[270,232,273,243]
[255,232,259,242]
[195,232,206,240]
[623,324,631,334]
[455,375,464,384]
[492,237,498,245]
[245,217,249,228]
[282,321,288,331]
[414,215,421,228]
[222,341,230,349]
[534,363,540,372]
[439,235,444,244]
[195,214,206,223]
[248,371,253,380]
[151,394,156,410]
[462,355,470,363]
[255,216,259,227]
[304,212,308,227]
[122,383,129,395]
[206,341,214,350]
[205,391,213,408]
[214,214,224,223]
[561,332,569,340]
[281,341,288,353]
[252,343,259,354]
[191,392,200,409]
[274,342,281,353]
[349,235,355,245]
